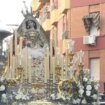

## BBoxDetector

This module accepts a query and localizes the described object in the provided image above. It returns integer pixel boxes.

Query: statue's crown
[21,1,33,17]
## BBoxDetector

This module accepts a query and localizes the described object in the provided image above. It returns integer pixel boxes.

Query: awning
[83,12,100,33]
[0,30,12,41]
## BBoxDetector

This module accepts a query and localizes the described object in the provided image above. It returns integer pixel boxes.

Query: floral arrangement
[12,86,33,103]
[51,70,100,105]
[71,70,100,105]
[0,76,7,104]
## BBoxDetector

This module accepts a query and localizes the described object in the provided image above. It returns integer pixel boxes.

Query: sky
[0,0,32,51]
[0,0,31,28]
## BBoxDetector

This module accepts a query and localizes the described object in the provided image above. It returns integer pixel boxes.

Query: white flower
[76,98,81,104]
[72,99,80,104]
[86,85,92,90]
[0,77,5,82]
[72,99,77,104]
[15,94,22,100]
[22,95,27,100]
[79,89,84,95]
[1,94,7,103]
[56,93,62,99]
[86,90,91,96]
[2,93,6,98]
[83,77,88,82]
[0,85,5,91]
[51,94,56,100]
[94,84,99,90]
[92,94,97,99]
[26,96,30,100]
[92,102,97,105]
[81,98,87,104]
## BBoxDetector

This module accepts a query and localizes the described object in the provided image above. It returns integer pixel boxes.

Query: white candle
[79,50,84,64]
[44,47,49,83]
[14,30,17,55]
[28,56,32,83]
[68,39,75,52]
[63,57,67,79]
[19,52,22,65]
[62,39,67,53]
[57,53,60,65]
[61,55,64,79]
[56,47,60,65]
[52,57,55,83]
[44,53,47,83]
[46,48,49,80]
[19,37,23,52]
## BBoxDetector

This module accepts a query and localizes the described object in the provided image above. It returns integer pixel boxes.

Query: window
[89,58,100,81]
[83,12,100,36]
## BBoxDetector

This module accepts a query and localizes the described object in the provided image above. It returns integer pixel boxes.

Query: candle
[68,39,75,52]
[46,47,49,80]
[57,54,60,65]
[44,46,49,83]
[52,57,55,83]
[28,56,32,83]
[63,57,67,79]
[79,50,84,64]
[44,53,47,83]
[14,30,18,55]
[61,55,64,79]
[19,37,23,52]
[19,52,22,65]
[56,47,60,65]
[62,39,67,53]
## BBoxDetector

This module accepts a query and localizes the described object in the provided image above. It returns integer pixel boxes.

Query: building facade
[32,0,105,92]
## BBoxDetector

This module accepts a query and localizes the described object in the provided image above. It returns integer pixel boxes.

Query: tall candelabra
[44,39,86,102]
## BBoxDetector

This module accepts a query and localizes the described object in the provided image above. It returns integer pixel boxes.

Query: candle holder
[78,63,84,72]
[55,65,61,82]
[67,52,74,66]
[32,83,45,100]
[52,82,58,96]
[16,65,24,82]
[78,63,84,83]
[44,82,48,99]
[44,74,54,99]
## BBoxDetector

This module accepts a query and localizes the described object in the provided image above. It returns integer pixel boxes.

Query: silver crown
[21,1,33,17]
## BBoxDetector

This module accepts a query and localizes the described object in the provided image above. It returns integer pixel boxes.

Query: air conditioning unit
[83,35,96,45]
